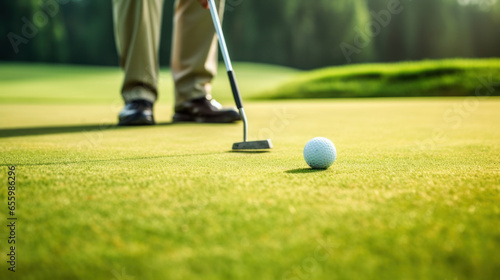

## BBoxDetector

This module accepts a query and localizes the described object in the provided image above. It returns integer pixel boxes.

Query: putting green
[261,58,500,99]
[0,63,499,279]
[0,62,299,104]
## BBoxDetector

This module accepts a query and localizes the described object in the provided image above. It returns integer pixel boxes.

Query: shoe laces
[129,99,153,108]
[209,98,223,109]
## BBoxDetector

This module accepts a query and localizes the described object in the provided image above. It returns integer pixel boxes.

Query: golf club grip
[227,70,243,109]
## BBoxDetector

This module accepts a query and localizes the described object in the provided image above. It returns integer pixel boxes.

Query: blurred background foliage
[1,0,499,69]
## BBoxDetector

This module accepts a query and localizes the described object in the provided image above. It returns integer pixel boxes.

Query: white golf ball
[303,137,337,169]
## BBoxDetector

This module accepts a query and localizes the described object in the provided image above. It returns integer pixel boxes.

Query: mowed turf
[0,62,299,104]
[261,58,500,99]
[0,63,499,280]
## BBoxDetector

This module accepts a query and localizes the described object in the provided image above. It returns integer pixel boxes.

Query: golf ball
[303,137,337,169]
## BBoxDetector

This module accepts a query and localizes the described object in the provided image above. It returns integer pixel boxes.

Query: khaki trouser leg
[112,0,164,103]
[171,0,225,106]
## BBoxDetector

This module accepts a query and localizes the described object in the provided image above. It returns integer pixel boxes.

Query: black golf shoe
[173,97,241,123]
[118,99,155,126]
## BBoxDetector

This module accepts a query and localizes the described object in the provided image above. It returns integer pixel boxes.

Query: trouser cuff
[122,87,157,103]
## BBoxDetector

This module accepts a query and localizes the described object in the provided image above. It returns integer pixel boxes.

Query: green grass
[259,58,500,99]
[0,62,499,280]
[0,62,299,104]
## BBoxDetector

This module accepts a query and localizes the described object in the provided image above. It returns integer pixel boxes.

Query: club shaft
[208,1,243,109]
[208,0,246,142]
[239,108,248,142]
[227,70,243,109]
[208,0,232,71]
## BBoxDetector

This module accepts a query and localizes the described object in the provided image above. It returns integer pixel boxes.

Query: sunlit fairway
[0,63,499,280]
[0,62,299,105]
[261,58,500,99]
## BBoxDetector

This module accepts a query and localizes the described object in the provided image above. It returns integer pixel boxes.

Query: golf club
[208,0,273,150]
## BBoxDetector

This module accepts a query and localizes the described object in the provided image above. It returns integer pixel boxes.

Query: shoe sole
[173,113,241,124]
[118,114,155,126]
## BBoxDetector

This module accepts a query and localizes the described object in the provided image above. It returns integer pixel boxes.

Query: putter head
[232,139,273,150]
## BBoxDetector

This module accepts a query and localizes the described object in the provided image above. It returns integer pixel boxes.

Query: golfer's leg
[112,0,164,103]
[171,0,226,106]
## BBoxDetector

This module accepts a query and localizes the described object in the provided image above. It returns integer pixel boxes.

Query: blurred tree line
[1,0,499,69]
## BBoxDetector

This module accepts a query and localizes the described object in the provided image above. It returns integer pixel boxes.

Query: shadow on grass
[3,152,221,167]
[285,168,327,174]
[227,150,270,154]
[0,121,241,138]
[0,123,176,138]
